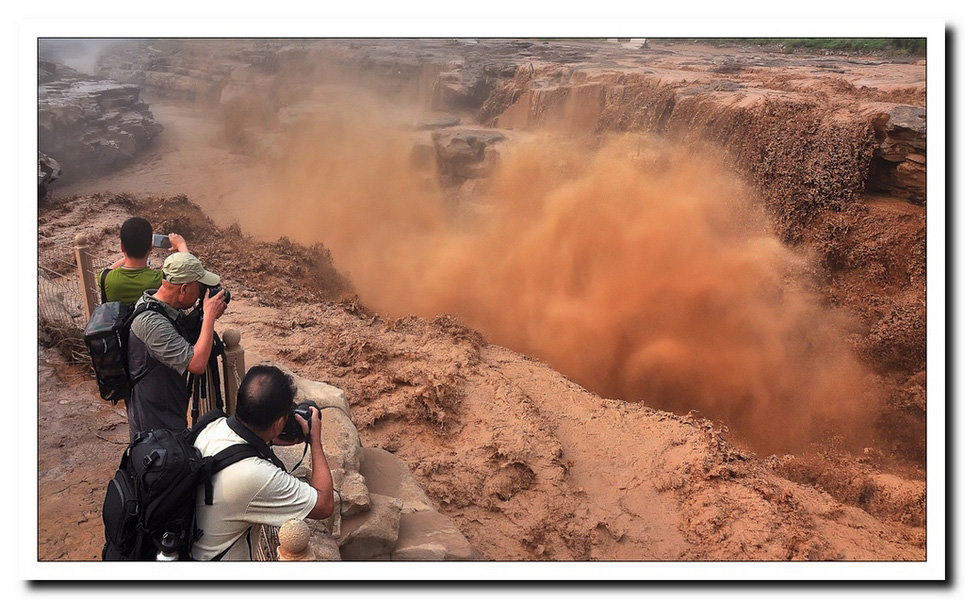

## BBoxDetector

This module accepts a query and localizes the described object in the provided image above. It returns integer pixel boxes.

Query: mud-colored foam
[218,89,881,455]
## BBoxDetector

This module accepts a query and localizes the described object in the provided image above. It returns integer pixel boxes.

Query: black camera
[204,284,231,304]
[178,284,231,344]
[278,401,317,442]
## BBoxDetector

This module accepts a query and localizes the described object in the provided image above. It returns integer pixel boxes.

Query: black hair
[119,216,153,259]
[236,365,296,431]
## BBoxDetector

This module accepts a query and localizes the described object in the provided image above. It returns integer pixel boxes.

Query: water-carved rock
[38,61,162,185]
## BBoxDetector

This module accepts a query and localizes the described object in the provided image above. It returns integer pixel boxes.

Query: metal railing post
[73,233,98,321]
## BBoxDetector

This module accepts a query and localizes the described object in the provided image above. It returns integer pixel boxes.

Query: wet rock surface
[868,105,926,204]
[38,152,61,200]
[432,128,506,182]
[38,61,162,185]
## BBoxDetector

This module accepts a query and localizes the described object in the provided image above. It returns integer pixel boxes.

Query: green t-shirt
[100,267,163,305]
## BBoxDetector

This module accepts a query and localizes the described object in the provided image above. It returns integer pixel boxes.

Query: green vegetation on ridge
[666,38,926,56]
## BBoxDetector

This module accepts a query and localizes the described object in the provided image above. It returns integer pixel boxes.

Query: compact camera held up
[278,402,318,443]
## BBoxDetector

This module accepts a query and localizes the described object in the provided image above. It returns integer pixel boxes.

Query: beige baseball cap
[162,252,221,286]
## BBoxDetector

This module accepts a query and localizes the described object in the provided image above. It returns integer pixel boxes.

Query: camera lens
[206,285,230,304]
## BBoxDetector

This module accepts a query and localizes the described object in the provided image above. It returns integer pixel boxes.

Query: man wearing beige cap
[126,252,227,440]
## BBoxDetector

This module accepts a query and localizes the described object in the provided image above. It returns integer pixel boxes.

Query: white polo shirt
[192,418,318,561]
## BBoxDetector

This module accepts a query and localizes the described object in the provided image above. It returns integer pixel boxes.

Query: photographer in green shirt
[99,217,189,305]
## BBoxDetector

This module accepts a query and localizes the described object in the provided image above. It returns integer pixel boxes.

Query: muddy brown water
[60,93,915,460]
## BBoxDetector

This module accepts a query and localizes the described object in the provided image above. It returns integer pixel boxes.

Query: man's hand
[304,405,334,519]
[202,288,227,320]
[301,407,323,448]
[167,233,189,253]
[271,407,321,447]
[186,288,226,375]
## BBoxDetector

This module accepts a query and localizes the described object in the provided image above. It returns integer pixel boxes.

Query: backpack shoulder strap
[200,443,262,506]
[188,409,228,444]
[209,444,262,473]
[125,301,170,389]
[99,268,110,304]
[127,300,179,330]
[190,412,265,506]
[125,301,187,389]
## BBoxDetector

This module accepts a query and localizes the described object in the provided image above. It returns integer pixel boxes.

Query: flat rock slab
[887,105,926,135]
[359,446,434,514]
[392,510,483,561]
[338,493,403,560]
[319,407,362,472]
[411,113,461,130]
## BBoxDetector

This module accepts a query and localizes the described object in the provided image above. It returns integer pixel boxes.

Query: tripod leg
[191,373,203,426]
[208,352,224,412]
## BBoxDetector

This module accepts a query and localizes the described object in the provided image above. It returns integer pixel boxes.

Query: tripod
[185,330,231,426]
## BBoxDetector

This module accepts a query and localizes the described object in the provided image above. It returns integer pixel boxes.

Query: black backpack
[83,297,179,405]
[101,409,264,561]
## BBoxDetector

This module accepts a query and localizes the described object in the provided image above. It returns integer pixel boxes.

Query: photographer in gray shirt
[127,252,226,440]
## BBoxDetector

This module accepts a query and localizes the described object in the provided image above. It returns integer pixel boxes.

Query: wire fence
[38,240,115,365]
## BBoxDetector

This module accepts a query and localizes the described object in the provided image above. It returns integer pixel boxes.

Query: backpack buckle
[124,498,140,517]
[143,449,166,468]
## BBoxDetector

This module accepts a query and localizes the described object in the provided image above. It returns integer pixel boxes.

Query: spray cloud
[223,85,879,454]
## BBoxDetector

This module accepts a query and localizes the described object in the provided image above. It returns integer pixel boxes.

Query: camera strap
[134,299,186,338]
[287,442,310,476]
[225,416,286,471]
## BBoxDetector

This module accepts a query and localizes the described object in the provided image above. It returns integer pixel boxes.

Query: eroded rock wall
[87,40,925,211]
[867,105,926,204]
[38,61,162,185]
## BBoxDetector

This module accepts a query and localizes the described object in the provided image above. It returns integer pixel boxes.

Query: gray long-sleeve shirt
[129,290,194,373]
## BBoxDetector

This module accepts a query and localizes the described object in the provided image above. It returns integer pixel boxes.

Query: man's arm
[186,288,226,375]
[167,233,189,254]
[109,257,125,269]
[298,408,335,520]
